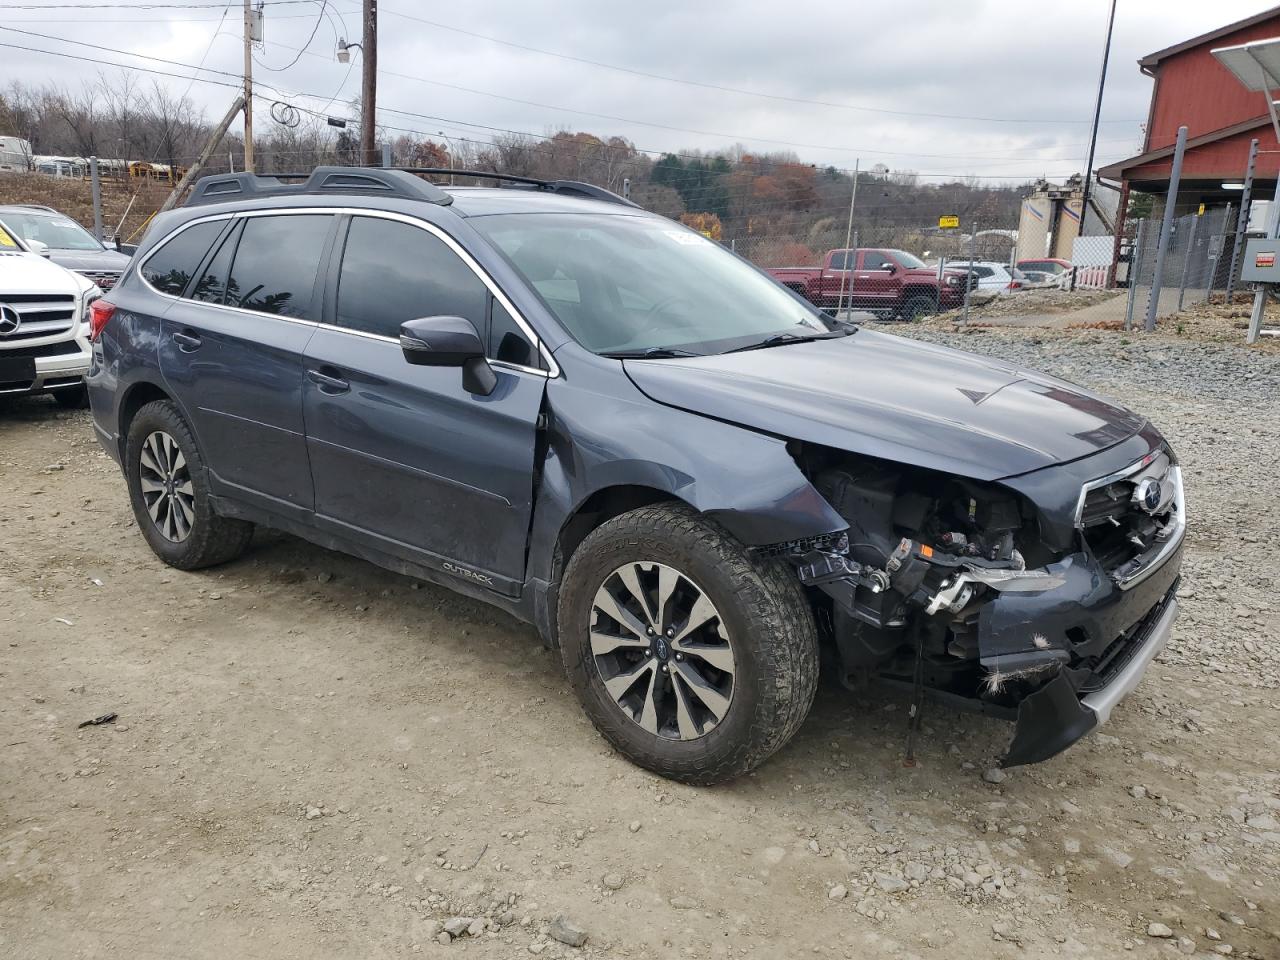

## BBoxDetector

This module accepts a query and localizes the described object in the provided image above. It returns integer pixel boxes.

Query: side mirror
[114,236,122,252]
[881,262,897,274]
[26,238,51,258]
[400,315,497,396]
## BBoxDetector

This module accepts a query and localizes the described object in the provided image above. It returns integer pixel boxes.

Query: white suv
[0,233,99,406]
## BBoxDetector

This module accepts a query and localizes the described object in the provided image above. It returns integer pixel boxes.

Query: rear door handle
[172,330,202,351]
[307,367,350,394]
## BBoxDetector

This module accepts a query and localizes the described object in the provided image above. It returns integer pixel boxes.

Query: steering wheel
[628,294,695,345]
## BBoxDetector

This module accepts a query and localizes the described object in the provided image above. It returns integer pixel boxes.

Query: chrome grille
[76,270,122,290]
[1077,451,1184,590]
[0,294,77,341]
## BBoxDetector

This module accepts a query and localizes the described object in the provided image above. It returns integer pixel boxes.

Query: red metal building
[1100,6,1280,233]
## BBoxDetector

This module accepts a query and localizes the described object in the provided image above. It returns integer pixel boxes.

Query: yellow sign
[0,226,16,248]
[938,215,960,229]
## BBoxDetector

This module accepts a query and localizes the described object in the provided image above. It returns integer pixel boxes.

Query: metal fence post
[1207,204,1230,302]
[1124,218,1145,330]
[960,224,977,325]
[1177,214,1199,311]
[1226,138,1258,302]
[1146,125,1188,331]
[89,156,103,242]
[381,142,392,167]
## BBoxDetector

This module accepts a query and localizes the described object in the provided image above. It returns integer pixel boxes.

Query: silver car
[0,204,132,291]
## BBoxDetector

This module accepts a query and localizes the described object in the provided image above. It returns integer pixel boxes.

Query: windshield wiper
[600,346,701,359]
[722,329,851,354]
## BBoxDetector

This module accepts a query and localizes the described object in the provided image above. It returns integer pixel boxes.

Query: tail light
[88,298,116,341]
[1006,281,1023,290]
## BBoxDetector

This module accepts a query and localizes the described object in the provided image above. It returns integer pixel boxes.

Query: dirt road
[2,328,1278,959]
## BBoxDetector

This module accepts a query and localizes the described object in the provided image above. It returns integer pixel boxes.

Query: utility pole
[1071,0,1117,291]
[840,159,860,317]
[361,0,378,165]
[242,0,254,172]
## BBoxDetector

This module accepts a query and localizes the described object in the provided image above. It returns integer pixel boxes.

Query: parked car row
[0,204,129,405]
[82,167,1184,785]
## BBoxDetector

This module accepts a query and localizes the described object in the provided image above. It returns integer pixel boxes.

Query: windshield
[0,211,103,251]
[471,213,831,355]
[886,249,926,269]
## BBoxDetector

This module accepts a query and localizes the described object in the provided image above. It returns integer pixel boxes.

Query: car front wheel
[557,503,819,785]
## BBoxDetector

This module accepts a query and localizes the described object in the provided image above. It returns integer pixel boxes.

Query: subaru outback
[87,167,1183,784]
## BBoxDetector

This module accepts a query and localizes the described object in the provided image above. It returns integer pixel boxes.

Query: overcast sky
[2,0,1277,180]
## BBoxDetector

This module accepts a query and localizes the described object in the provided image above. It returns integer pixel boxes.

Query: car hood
[49,248,131,271]
[622,329,1146,481]
[0,250,91,296]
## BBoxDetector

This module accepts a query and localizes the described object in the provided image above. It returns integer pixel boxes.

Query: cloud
[0,0,1269,179]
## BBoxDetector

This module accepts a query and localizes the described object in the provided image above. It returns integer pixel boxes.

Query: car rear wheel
[557,503,819,785]
[124,399,253,569]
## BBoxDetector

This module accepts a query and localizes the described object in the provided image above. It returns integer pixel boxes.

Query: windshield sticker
[663,230,709,246]
[0,226,16,247]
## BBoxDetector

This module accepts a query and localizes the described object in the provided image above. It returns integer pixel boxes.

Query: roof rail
[185,166,454,208]
[395,168,639,208]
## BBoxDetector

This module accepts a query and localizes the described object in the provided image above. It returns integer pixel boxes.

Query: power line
[0,34,1104,182]
[363,3,1143,127]
[203,29,1142,166]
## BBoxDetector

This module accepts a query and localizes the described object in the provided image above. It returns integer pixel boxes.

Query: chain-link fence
[1123,206,1239,329]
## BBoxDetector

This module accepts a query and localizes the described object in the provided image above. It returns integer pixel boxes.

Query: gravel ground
[2,325,1278,960]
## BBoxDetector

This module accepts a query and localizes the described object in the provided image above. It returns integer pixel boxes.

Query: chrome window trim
[136,206,560,377]
[308,321,551,379]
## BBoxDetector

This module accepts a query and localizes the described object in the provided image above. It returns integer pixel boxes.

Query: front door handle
[307,367,350,394]
[172,330,202,352]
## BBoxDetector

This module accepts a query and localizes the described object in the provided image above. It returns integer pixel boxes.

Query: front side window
[335,216,487,339]
[225,214,332,318]
[490,296,540,367]
[142,220,226,296]
[861,251,894,270]
[471,213,828,356]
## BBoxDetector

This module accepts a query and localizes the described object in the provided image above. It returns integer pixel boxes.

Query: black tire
[557,503,819,785]
[52,383,89,409]
[899,292,937,322]
[124,399,253,569]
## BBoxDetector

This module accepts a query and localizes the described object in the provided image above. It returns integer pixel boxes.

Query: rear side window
[191,222,240,304]
[142,220,225,296]
[335,216,487,339]
[225,214,332,318]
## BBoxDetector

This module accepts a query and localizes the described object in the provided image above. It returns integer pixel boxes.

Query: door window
[335,216,487,339]
[489,296,541,368]
[861,251,895,270]
[190,222,241,304]
[141,220,226,296]
[225,214,332,318]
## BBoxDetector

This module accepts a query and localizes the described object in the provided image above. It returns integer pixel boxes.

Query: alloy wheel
[589,561,735,741]
[138,430,195,543]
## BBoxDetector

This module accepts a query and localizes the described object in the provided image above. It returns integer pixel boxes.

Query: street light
[436,131,455,185]
[336,38,361,64]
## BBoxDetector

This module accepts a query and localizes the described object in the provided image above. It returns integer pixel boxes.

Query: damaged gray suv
[88,168,1184,784]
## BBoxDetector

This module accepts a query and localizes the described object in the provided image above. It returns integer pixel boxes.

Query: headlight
[945,276,961,286]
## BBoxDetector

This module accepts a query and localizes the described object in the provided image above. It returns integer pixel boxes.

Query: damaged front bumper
[1002,583,1178,766]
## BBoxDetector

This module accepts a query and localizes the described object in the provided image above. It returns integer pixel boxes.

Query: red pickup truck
[768,248,971,320]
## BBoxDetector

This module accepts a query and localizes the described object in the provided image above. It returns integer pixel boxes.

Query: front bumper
[1002,585,1178,766]
[0,338,91,396]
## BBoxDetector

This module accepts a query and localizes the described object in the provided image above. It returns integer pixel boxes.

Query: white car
[945,261,1030,299]
[0,225,99,407]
